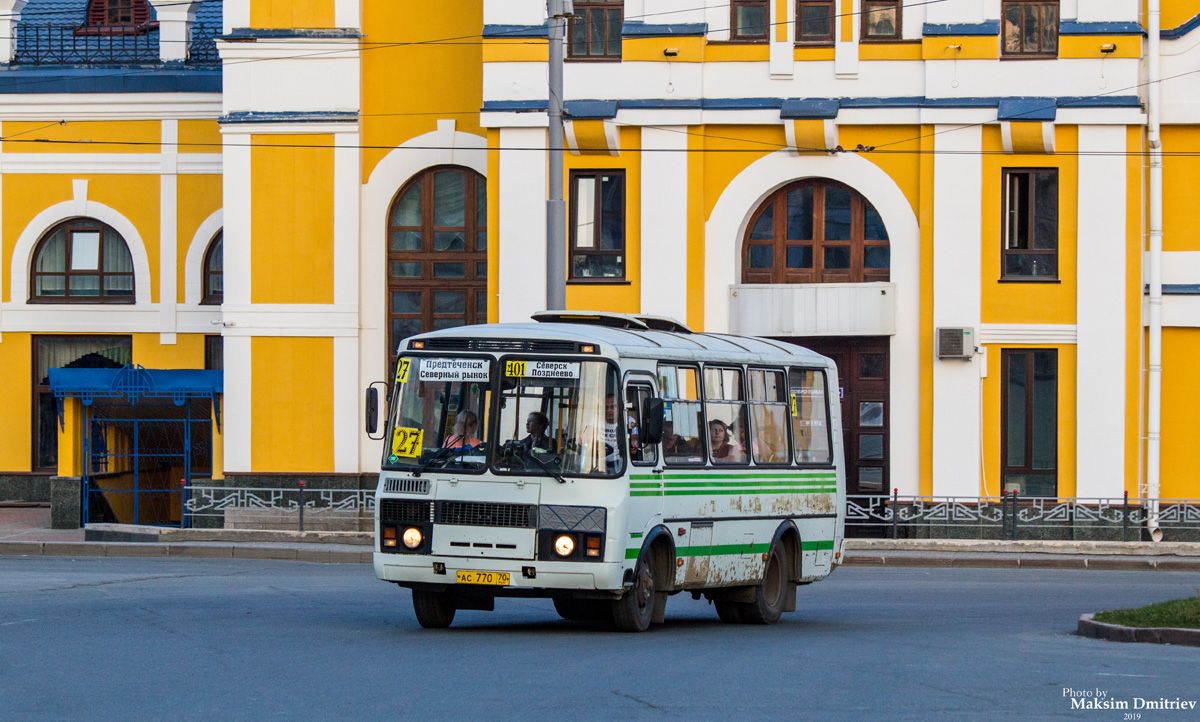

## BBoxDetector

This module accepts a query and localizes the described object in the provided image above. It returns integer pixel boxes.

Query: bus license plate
[456,570,510,586]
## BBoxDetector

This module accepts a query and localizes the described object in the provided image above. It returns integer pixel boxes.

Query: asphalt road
[1,557,1197,722]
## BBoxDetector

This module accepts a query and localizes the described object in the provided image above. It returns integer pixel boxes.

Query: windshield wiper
[411,447,456,477]
[504,441,566,484]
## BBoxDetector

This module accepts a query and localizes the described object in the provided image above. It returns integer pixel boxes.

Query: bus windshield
[383,356,492,473]
[492,359,625,477]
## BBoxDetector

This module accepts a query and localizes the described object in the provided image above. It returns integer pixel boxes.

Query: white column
[222,131,252,306]
[1076,125,1127,498]
[159,119,178,344]
[834,0,859,78]
[640,127,689,321]
[931,125,983,497]
[148,0,200,63]
[769,0,793,77]
[333,131,361,472]
[498,127,548,322]
[0,0,27,63]
[223,336,252,471]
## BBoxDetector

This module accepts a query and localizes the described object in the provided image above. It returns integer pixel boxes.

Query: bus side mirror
[365,388,379,436]
[640,398,664,445]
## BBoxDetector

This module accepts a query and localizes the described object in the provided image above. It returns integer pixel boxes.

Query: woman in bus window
[709,419,743,463]
[444,410,482,450]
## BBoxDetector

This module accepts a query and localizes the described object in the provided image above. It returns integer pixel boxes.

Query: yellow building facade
[3,1,1200,531]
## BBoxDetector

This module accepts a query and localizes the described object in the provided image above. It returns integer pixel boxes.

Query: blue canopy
[49,365,222,405]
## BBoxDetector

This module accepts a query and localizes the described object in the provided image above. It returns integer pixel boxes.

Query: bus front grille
[380,499,433,524]
[435,501,537,529]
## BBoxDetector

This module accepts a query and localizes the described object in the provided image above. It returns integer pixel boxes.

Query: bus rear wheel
[412,590,456,629]
[740,546,787,625]
[714,600,744,624]
[611,556,656,632]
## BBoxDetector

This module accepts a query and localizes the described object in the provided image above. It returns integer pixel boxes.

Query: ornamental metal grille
[846,495,1200,541]
[186,22,220,64]
[13,23,159,65]
[435,501,536,528]
[184,486,375,531]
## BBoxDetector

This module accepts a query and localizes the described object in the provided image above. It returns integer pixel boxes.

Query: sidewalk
[3,506,1200,570]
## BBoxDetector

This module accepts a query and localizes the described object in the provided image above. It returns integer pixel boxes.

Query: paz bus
[369,311,846,632]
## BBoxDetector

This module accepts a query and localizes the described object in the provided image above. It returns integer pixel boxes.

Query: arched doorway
[386,165,487,371]
[741,179,891,501]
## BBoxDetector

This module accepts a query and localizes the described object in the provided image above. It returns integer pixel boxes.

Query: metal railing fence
[848,492,1200,542]
[182,484,375,532]
[13,23,159,65]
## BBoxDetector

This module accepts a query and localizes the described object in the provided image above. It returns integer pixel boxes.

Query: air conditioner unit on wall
[936,327,976,360]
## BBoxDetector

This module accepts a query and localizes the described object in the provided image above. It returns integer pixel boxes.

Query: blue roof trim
[1059,20,1143,35]
[482,24,549,38]
[565,100,618,119]
[617,98,702,109]
[922,20,1000,36]
[621,21,708,37]
[839,96,926,108]
[221,28,364,39]
[482,99,546,112]
[0,68,221,94]
[702,97,783,110]
[482,95,1141,115]
[1160,284,1200,295]
[1161,13,1200,40]
[50,366,223,403]
[220,111,359,124]
[780,98,839,120]
[997,98,1056,121]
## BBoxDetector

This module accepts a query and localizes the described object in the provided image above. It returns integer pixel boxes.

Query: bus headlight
[554,534,575,557]
[402,527,423,549]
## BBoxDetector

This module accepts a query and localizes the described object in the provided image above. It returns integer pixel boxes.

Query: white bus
[369,312,846,631]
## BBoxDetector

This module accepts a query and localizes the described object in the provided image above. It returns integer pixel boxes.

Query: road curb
[0,540,371,564]
[842,553,1200,571]
[1077,613,1200,646]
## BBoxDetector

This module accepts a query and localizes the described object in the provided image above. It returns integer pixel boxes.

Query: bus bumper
[374,552,626,593]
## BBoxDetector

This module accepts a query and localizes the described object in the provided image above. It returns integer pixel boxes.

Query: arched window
[741,179,890,285]
[82,0,156,33]
[202,232,223,305]
[387,166,487,368]
[30,219,134,303]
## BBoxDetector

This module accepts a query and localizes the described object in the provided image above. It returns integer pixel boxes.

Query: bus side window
[703,366,748,465]
[789,367,832,465]
[748,368,790,464]
[626,382,657,466]
[657,365,706,465]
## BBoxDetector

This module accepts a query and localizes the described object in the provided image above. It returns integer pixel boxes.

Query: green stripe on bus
[625,540,834,560]
[630,473,835,481]
[629,532,643,539]
[629,482,662,489]
[662,479,834,488]
[631,488,835,497]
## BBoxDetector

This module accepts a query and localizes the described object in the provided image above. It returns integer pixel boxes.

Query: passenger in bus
[443,410,482,450]
[709,419,744,463]
[522,411,557,453]
[661,421,691,457]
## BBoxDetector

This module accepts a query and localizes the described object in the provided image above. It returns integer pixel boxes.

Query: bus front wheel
[740,546,787,625]
[412,590,456,629]
[611,556,656,632]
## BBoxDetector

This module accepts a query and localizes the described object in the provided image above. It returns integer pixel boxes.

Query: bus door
[655,364,711,587]
[624,375,663,544]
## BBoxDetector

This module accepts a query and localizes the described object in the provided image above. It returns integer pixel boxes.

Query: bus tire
[611,555,656,632]
[740,546,787,625]
[714,600,744,624]
[412,590,456,629]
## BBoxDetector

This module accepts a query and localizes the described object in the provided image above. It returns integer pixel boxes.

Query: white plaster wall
[1076,125,1127,498]
[703,151,921,494]
[223,336,252,471]
[924,58,1140,100]
[931,125,983,498]
[642,0,706,24]
[498,127,548,323]
[1162,252,1200,284]
[639,126,689,321]
[483,0,544,27]
[1075,0,1140,22]
[220,45,360,115]
[925,0,989,24]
